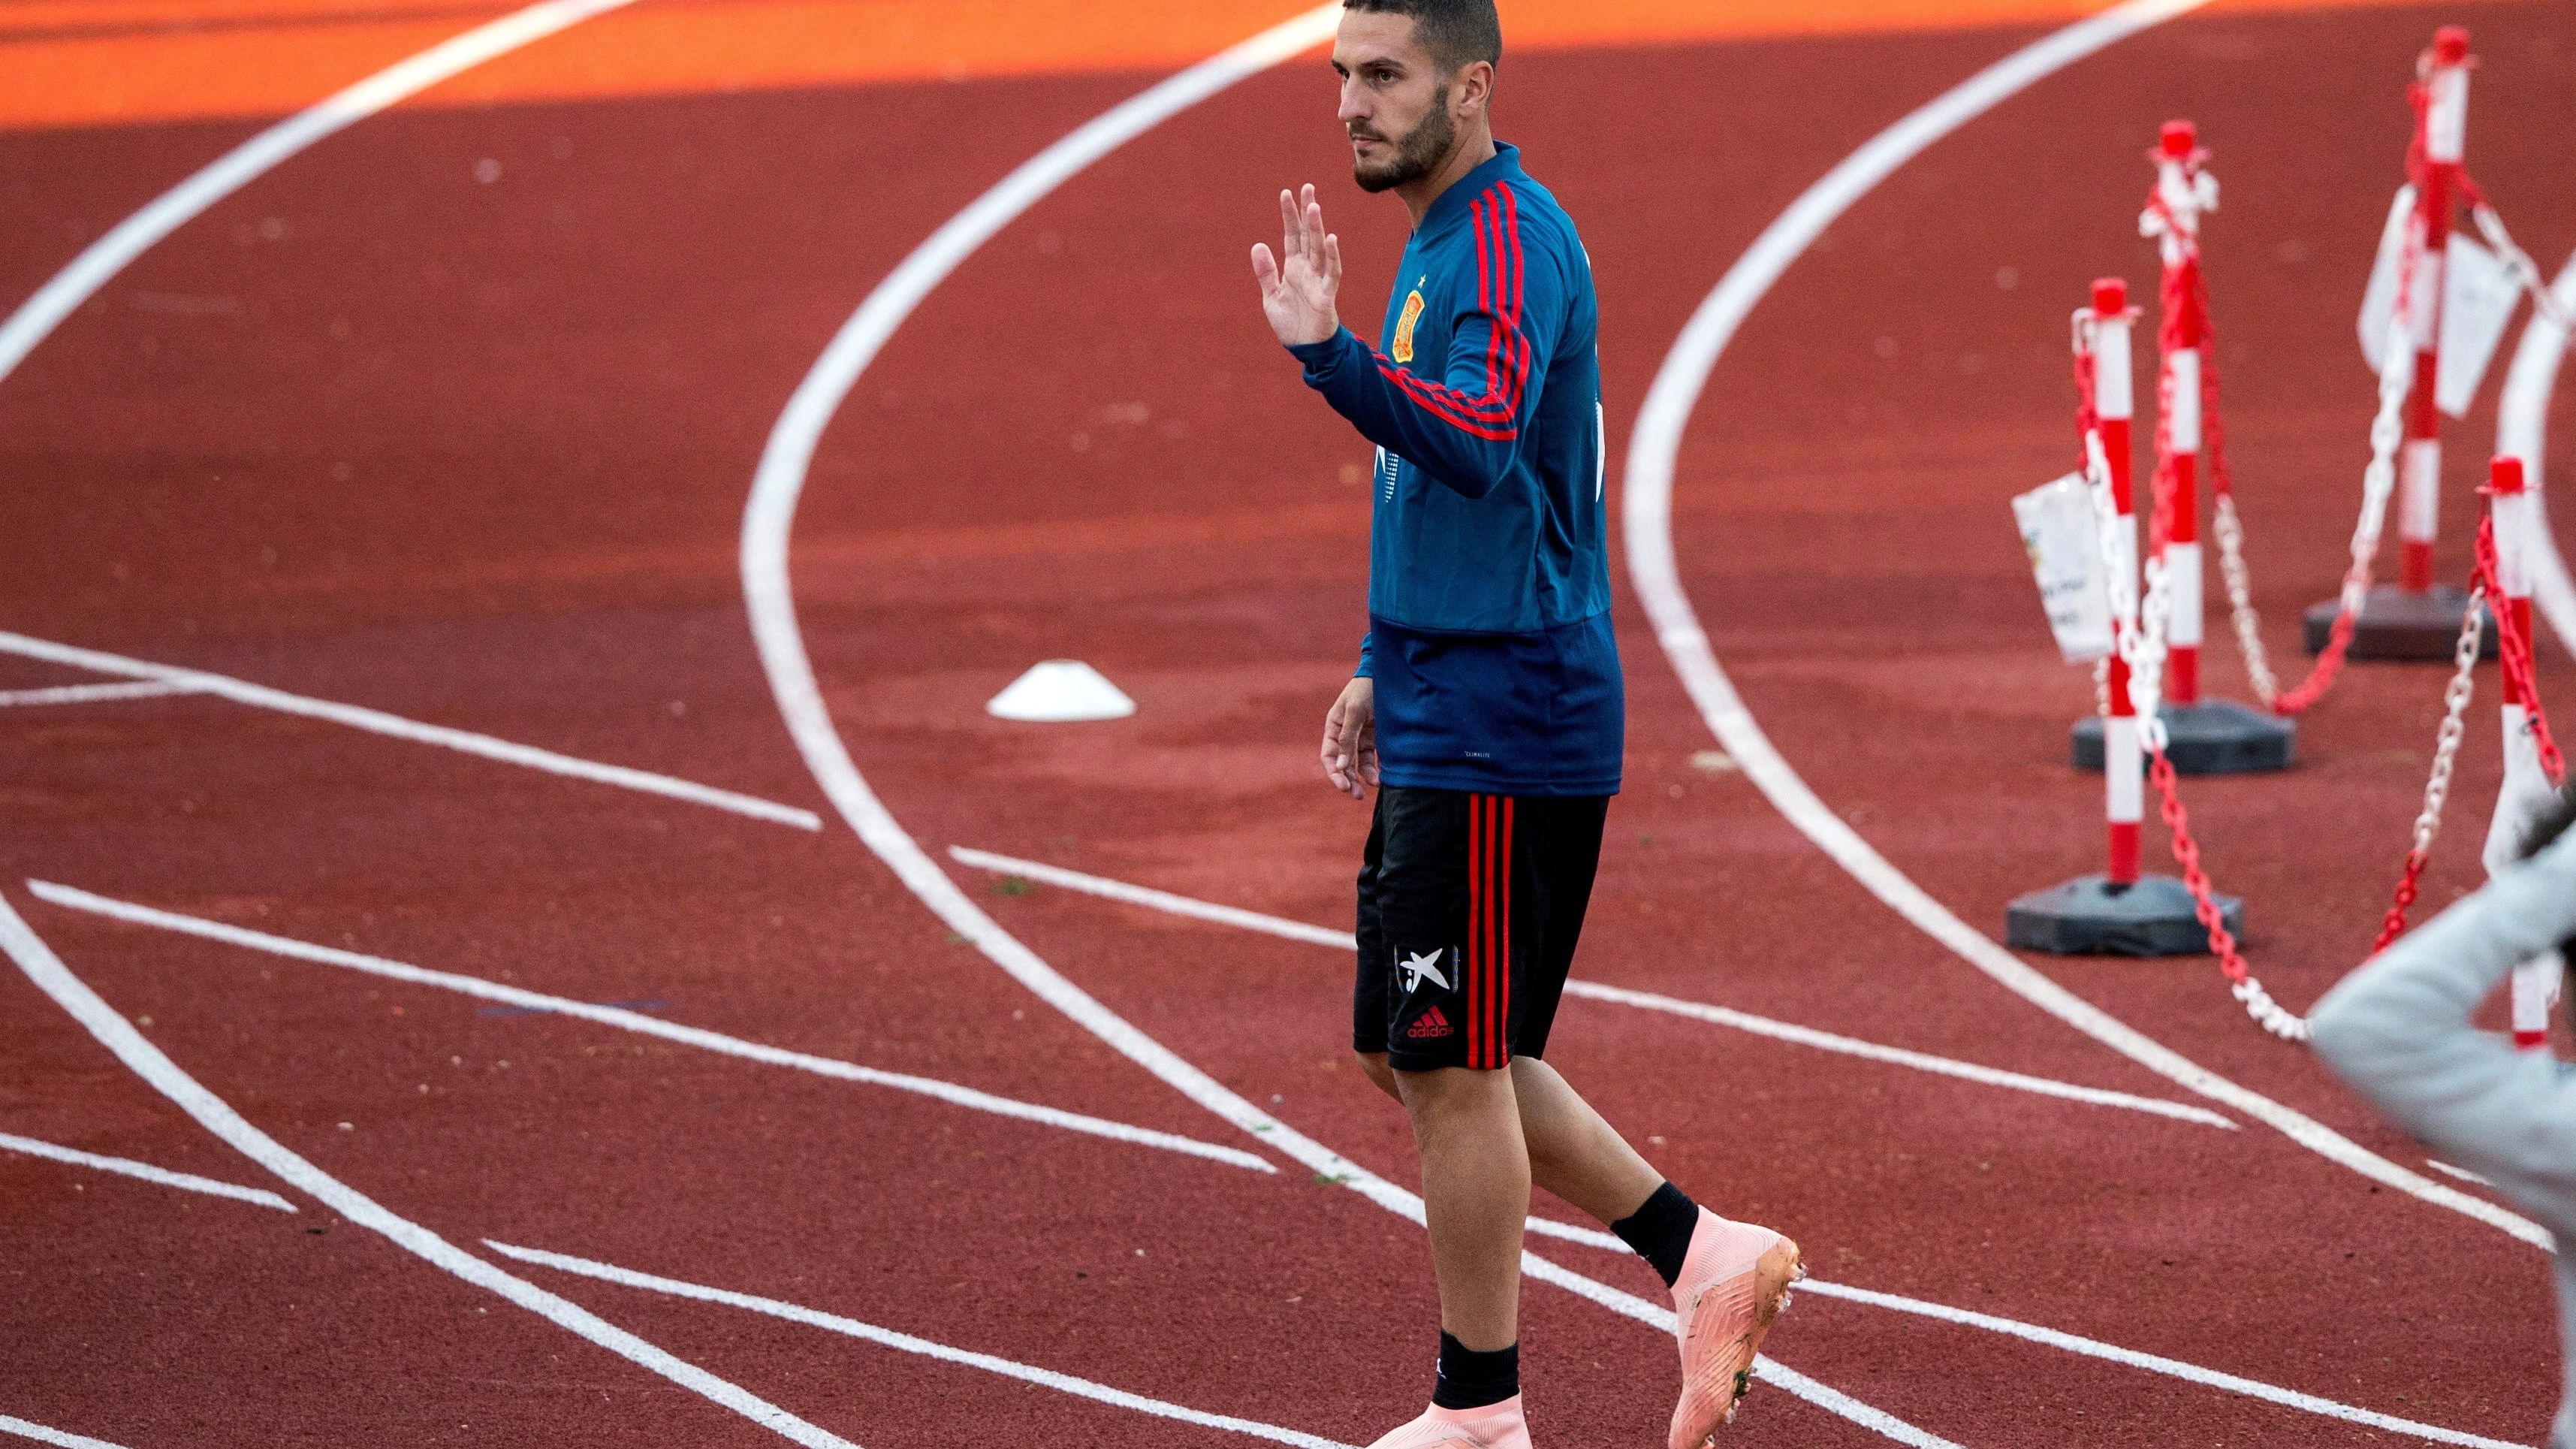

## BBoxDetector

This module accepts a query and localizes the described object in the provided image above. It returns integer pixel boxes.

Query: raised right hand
[1250,184,1344,348]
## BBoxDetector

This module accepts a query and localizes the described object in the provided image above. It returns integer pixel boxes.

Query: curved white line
[0,895,858,1449]
[0,1129,297,1212]
[739,11,1955,1446]
[487,1241,1358,1449]
[0,630,819,830]
[1618,0,2549,1251]
[0,1415,132,1449]
[29,878,1274,1173]
[0,0,642,389]
[948,844,2238,1129]
[2497,252,2576,657]
[1523,1231,2510,1447]
[1794,1280,2523,1449]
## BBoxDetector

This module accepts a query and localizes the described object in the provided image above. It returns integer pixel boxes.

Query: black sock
[1612,1181,1700,1289]
[1431,1332,1519,1410]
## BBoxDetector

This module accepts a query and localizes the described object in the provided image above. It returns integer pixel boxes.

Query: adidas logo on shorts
[1406,1006,1455,1040]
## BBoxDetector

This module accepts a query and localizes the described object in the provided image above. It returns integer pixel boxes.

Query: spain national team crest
[1391,288,1425,364]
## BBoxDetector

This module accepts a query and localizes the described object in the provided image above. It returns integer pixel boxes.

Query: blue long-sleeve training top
[1286,143,1621,797]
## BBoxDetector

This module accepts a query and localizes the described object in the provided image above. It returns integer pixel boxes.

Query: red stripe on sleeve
[1477,195,1508,412]
[1498,185,1531,417]
[1361,180,1539,443]
[1380,364,1519,439]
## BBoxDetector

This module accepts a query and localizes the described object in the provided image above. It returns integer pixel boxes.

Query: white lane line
[0,0,814,833]
[0,631,820,832]
[948,846,2237,1130]
[26,880,1274,1176]
[1559,980,2235,1129]
[1522,1222,2510,1448]
[2427,1159,2497,1189]
[0,1414,136,1449]
[0,894,858,1449]
[949,847,1357,949]
[1524,1214,1631,1253]
[487,1241,1357,1449]
[2497,251,2576,657]
[1615,0,2551,1252]
[1795,1279,2523,1449]
[0,0,644,388]
[0,1130,297,1212]
[739,11,1953,1446]
[0,682,198,708]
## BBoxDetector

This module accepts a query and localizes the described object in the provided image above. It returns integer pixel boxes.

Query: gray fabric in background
[2309,832,2576,1449]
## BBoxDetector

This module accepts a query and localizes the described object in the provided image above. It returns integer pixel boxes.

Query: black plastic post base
[2071,699,2297,774]
[2006,874,2244,956]
[2303,584,2496,662]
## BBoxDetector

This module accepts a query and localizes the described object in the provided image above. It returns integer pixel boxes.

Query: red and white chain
[2478,516,2566,786]
[2213,494,2274,702]
[2373,584,2490,952]
[2077,308,2303,1039]
[2272,255,2421,715]
[2466,199,2576,334]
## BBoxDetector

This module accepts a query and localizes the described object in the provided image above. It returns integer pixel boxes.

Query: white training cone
[985,660,1136,723]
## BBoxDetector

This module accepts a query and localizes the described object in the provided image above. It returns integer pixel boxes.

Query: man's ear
[1451,60,1495,121]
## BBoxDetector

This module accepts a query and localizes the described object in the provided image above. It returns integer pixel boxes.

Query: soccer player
[2309,783,2576,1449]
[1249,4,1800,1445]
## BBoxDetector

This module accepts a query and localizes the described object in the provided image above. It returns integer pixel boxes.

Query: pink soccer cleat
[1364,1395,1532,1449]
[1666,1209,1803,1448]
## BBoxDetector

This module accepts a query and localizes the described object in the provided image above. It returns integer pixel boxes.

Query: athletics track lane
[770,4,2570,1444]
[0,3,2567,1446]
[0,63,1477,1449]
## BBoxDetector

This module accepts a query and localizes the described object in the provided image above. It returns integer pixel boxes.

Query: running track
[2,2,2572,1445]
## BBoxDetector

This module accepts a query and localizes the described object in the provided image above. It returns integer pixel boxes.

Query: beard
[1351,86,1456,194]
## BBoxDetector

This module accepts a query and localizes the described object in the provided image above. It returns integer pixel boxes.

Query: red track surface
[4,4,2574,1446]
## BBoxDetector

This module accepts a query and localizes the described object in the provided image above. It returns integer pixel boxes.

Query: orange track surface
[0,0,2519,134]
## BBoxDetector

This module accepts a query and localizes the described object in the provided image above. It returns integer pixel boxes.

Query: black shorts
[1353,786,1611,1072]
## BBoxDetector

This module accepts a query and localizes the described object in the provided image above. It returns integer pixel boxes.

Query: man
[2308,783,2576,1449]
[1248,5,1799,1446]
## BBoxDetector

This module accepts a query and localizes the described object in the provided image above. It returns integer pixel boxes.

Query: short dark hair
[2525,783,2576,862]
[2525,783,2576,973]
[1343,0,1502,74]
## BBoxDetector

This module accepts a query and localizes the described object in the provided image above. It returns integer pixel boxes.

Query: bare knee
[1355,1050,1401,1101]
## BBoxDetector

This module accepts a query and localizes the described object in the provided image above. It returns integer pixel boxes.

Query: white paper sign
[2357,186,2415,373]
[2438,232,2517,418]
[2013,473,2114,663]
[2357,183,2523,413]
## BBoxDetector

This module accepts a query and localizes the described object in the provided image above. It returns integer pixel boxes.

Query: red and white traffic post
[2119,120,2292,772]
[2010,277,2249,962]
[2398,27,2472,596]
[2149,122,2208,708]
[2484,457,2561,1049]
[2095,279,2145,886]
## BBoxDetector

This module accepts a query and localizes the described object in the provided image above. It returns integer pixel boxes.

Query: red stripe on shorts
[1497,797,1513,1065]
[1473,789,1494,1062]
